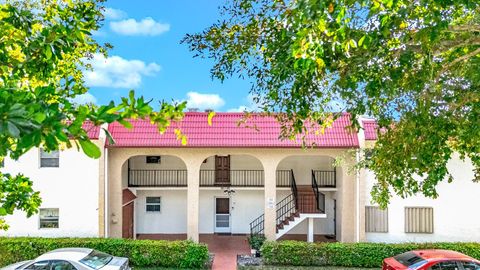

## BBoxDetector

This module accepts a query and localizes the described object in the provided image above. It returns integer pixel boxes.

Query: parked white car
[0,248,130,270]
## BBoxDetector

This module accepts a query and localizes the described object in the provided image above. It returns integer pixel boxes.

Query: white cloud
[185,92,225,110]
[227,94,261,112]
[83,53,161,88]
[104,7,127,20]
[71,93,97,105]
[110,17,170,36]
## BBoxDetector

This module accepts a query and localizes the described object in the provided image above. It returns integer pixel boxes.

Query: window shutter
[365,206,388,232]
[405,207,434,233]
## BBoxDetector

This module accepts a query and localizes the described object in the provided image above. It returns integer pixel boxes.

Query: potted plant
[248,234,266,257]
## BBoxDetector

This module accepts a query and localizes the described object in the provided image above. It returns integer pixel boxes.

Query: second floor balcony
[127,169,336,188]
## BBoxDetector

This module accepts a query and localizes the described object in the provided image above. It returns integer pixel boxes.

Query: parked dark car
[383,250,480,270]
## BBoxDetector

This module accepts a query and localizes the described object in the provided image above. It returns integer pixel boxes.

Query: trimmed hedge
[262,241,480,268]
[0,237,209,269]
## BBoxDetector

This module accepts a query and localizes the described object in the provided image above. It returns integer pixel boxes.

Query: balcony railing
[128,169,296,187]
[312,170,336,187]
[129,170,188,187]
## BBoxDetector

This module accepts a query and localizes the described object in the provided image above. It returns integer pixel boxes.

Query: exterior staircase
[275,185,326,238]
[249,170,328,239]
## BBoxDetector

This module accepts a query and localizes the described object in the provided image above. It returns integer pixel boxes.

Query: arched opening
[198,155,265,235]
[275,155,337,242]
[121,155,188,240]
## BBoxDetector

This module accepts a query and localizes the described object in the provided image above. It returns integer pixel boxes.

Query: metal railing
[312,169,336,187]
[199,170,264,186]
[276,193,297,227]
[129,169,293,187]
[249,170,299,235]
[276,170,291,187]
[249,214,265,235]
[311,170,326,213]
[129,170,187,187]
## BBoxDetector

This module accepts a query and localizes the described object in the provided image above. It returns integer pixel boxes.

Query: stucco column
[107,149,124,238]
[338,153,357,242]
[187,161,201,242]
[307,218,314,242]
[358,165,367,242]
[263,160,277,241]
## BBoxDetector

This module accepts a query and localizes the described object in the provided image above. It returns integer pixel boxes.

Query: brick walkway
[138,233,251,270]
[200,234,250,270]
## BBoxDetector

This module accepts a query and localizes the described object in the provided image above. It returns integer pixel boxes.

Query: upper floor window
[39,208,59,229]
[146,156,161,164]
[40,148,59,168]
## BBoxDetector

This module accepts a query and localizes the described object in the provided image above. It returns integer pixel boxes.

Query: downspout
[104,148,109,238]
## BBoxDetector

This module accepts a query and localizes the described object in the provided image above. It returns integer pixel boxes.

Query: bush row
[261,241,480,268]
[0,237,209,269]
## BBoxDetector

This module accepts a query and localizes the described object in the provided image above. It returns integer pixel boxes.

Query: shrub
[261,241,480,268]
[0,237,209,269]
[248,234,266,250]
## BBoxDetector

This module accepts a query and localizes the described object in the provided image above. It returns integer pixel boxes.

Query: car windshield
[79,250,113,270]
[394,252,427,268]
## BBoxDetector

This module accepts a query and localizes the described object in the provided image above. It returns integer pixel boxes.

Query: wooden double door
[215,155,230,185]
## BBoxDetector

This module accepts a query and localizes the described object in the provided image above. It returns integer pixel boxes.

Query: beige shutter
[365,206,388,232]
[405,207,434,233]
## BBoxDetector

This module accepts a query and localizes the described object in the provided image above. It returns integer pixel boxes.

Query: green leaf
[358,35,366,47]
[33,112,46,123]
[45,45,52,60]
[7,122,20,137]
[79,139,101,159]
[103,128,116,145]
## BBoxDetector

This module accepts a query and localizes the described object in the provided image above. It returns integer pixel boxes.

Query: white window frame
[39,208,59,229]
[39,148,59,168]
[145,197,161,213]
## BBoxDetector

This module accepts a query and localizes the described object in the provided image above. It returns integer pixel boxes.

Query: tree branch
[443,47,480,71]
[447,25,480,33]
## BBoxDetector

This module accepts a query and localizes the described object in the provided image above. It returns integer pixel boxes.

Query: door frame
[214,196,231,233]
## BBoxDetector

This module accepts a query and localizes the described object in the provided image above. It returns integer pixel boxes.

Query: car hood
[0,260,32,270]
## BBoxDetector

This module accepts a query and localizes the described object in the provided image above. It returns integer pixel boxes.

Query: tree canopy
[183,0,480,207]
[0,0,185,229]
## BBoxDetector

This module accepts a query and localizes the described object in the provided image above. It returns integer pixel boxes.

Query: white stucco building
[1,113,479,243]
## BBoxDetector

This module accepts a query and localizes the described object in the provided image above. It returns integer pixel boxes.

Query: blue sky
[82,0,254,112]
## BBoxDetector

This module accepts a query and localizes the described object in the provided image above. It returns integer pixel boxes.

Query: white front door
[214,197,231,233]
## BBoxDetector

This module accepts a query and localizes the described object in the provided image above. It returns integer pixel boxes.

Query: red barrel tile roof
[82,121,101,139]
[107,112,359,148]
[362,119,378,140]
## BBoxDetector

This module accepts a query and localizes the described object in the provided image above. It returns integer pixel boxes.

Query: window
[40,148,59,167]
[394,252,427,269]
[461,262,480,270]
[39,208,59,228]
[405,207,434,233]
[25,261,50,270]
[429,261,460,270]
[146,197,161,212]
[146,156,161,164]
[365,206,388,232]
[51,261,77,270]
[79,250,113,270]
